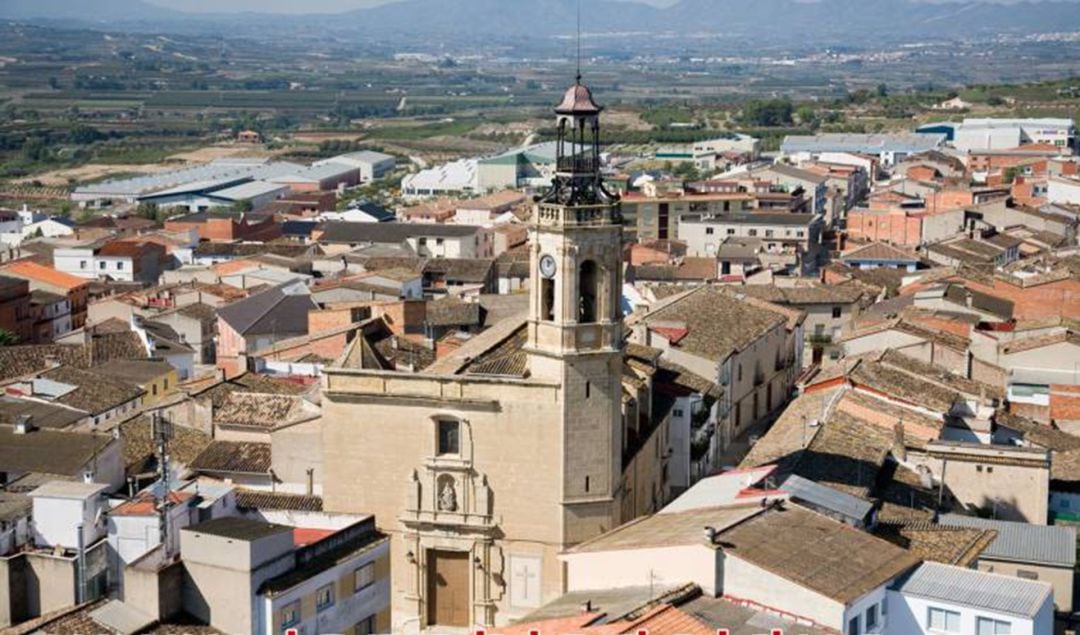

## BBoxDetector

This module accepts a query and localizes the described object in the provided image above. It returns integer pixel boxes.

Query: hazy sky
[143,0,1066,14]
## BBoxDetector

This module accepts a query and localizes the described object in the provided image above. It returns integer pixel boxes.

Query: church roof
[555,79,602,115]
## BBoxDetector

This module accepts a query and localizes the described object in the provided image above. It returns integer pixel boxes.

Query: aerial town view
[1,0,1080,633]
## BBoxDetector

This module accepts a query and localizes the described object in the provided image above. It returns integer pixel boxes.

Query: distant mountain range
[2,0,1078,41]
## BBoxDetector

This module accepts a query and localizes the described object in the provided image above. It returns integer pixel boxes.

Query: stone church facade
[321,79,669,631]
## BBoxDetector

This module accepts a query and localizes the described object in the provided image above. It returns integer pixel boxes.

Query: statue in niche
[438,477,458,512]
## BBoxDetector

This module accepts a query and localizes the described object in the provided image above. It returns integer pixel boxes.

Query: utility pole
[152,411,174,556]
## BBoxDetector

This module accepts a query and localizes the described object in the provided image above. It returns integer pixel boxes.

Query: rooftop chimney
[13,414,35,435]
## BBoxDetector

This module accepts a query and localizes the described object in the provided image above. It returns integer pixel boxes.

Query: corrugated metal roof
[939,514,1077,567]
[895,561,1052,618]
[779,474,874,521]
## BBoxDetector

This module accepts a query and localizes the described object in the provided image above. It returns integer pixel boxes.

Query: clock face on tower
[539,254,557,279]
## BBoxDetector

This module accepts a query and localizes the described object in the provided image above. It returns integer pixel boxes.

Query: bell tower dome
[526,76,623,374]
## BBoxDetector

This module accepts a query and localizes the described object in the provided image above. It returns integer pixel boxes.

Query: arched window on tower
[541,278,555,321]
[579,260,598,323]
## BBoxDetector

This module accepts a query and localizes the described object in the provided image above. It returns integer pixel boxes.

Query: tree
[738,99,794,127]
[987,95,1006,107]
[876,83,889,98]
[135,202,160,220]
[673,161,701,182]
[231,200,254,214]
[1003,167,1019,184]
[0,330,18,347]
[795,104,818,127]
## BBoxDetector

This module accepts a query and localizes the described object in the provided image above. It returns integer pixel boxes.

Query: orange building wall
[846,210,923,246]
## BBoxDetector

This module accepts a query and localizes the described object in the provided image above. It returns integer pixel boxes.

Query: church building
[321,78,671,631]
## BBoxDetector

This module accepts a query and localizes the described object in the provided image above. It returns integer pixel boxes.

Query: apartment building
[629,286,803,454]
[181,516,390,635]
[677,212,824,275]
[0,275,32,343]
[620,185,806,242]
[0,261,89,331]
[54,241,166,284]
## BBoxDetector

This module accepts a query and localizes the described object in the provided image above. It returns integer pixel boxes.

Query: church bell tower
[526,78,625,526]
[526,76,623,369]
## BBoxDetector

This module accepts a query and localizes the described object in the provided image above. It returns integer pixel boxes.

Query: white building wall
[259,540,391,635]
[1048,177,1080,206]
[54,248,96,279]
[722,553,846,631]
[886,588,1050,635]
[31,495,107,550]
[563,545,719,595]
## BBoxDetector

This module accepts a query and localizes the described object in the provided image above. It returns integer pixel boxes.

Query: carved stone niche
[404,465,495,528]
[437,474,458,512]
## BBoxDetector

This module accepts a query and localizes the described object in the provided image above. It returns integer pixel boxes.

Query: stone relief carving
[438,476,458,512]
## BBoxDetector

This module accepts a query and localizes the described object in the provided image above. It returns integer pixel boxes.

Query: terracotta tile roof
[111,491,195,516]
[97,240,160,258]
[460,324,528,377]
[1001,330,1079,355]
[842,241,921,263]
[235,489,323,512]
[425,295,482,327]
[876,522,997,567]
[0,425,116,478]
[740,282,866,306]
[95,359,175,385]
[1,260,88,291]
[717,503,920,604]
[120,414,211,474]
[35,365,144,415]
[215,392,315,430]
[636,286,788,361]
[190,440,271,475]
[195,372,308,409]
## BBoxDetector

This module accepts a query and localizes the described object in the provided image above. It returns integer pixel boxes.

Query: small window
[705,227,714,235]
[356,616,376,635]
[585,381,590,399]
[436,238,444,245]
[584,476,590,493]
[281,601,301,628]
[865,604,878,630]
[927,607,960,633]
[976,617,1011,635]
[163,378,169,390]
[797,230,805,238]
[737,364,743,382]
[987,466,994,474]
[99,261,106,270]
[848,615,861,635]
[832,306,842,319]
[765,230,774,238]
[316,584,334,611]
[354,562,375,592]
[1016,569,1039,580]
[437,419,460,456]
[748,229,758,237]
[80,260,87,269]
[152,384,158,396]
[117,261,124,270]
[673,409,684,418]
[726,228,735,235]
[977,465,984,473]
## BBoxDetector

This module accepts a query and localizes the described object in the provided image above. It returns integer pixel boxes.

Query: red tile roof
[111,491,194,516]
[293,527,335,547]
[1,260,88,291]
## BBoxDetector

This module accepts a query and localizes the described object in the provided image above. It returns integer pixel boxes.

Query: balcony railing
[557,156,599,174]
[536,203,621,228]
